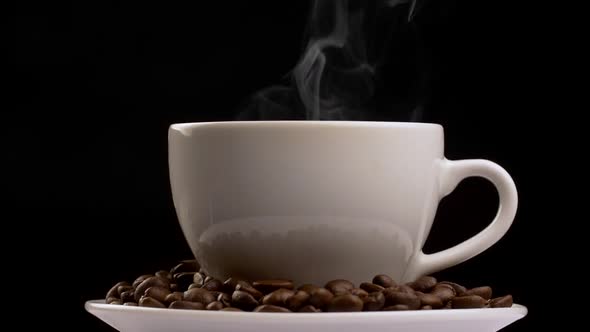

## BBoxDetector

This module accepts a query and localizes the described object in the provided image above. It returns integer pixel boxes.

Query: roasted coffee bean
[308,288,334,309]
[156,270,172,280]
[351,288,368,298]
[286,290,310,311]
[464,286,492,300]
[132,275,153,288]
[106,281,129,299]
[139,296,166,308]
[106,297,119,304]
[397,285,416,294]
[184,288,216,305]
[235,281,264,299]
[117,285,133,297]
[297,284,320,294]
[363,292,385,311]
[417,292,443,309]
[490,295,513,308]
[299,305,320,312]
[193,272,207,288]
[444,301,452,309]
[407,276,437,292]
[261,288,295,306]
[360,282,384,293]
[451,295,487,309]
[164,292,184,304]
[218,292,232,307]
[373,274,396,288]
[145,286,171,303]
[222,277,239,293]
[438,281,467,296]
[430,284,456,303]
[383,304,409,311]
[120,290,135,303]
[383,290,420,310]
[169,300,205,310]
[231,290,259,311]
[170,260,199,275]
[221,307,243,312]
[206,301,224,310]
[124,302,138,306]
[174,272,196,291]
[109,300,123,305]
[170,284,178,292]
[421,305,432,310]
[254,305,292,312]
[202,278,223,292]
[326,294,363,312]
[253,279,295,294]
[325,279,354,295]
[188,283,199,290]
[134,276,170,301]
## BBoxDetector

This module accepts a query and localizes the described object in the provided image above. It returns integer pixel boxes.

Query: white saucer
[85,300,527,332]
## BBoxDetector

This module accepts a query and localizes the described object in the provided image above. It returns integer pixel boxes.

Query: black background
[8,1,557,331]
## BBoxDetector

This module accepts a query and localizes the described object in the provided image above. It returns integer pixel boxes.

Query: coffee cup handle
[403,158,518,282]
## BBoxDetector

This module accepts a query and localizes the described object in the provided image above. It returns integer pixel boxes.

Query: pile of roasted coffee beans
[105,260,513,312]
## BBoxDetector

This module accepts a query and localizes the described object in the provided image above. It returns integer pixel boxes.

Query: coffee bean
[134,276,170,302]
[360,282,384,293]
[383,290,420,310]
[417,292,443,309]
[202,278,223,292]
[351,288,368,298]
[193,272,207,288]
[451,295,487,309]
[170,284,178,292]
[132,275,153,288]
[438,281,467,296]
[139,296,166,308]
[174,272,196,291]
[490,295,513,308]
[325,279,354,295]
[170,260,200,275]
[254,305,292,312]
[109,300,123,305]
[106,281,129,299]
[431,284,456,303]
[373,274,396,288]
[297,284,320,294]
[206,301,224,310]
[421,305,432,310]
[120,290,135,303]
[397,285,416,294]
[383,304,410,311]
[164,292,184,304]
[222,277,239,292]
[299,305,320,312]
[253,279,295,294]
[106,297,119,304]
[286,290,310,311]
[327,294,364,312]
[235,281,263,300]
[169,300,205,310]
[407,276,437,292]
[308,288,334,309]
[155,270,172,280]
[232,290,259,311]
[117,285,133,297]
[221,307,243,312]
[261,288,294,307]
[464,286,492,300]
[184,288,216,305]
[124,302,137,306]
[363,292,385,311]
[218,292,232,307]
[145,286,171,303]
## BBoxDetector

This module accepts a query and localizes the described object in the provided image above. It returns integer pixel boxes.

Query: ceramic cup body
[169,121,517,285]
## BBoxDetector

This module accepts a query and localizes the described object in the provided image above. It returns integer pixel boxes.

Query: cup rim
[170,121,443,132]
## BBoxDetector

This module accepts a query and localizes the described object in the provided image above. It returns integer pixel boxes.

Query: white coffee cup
[168,121,517,285]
